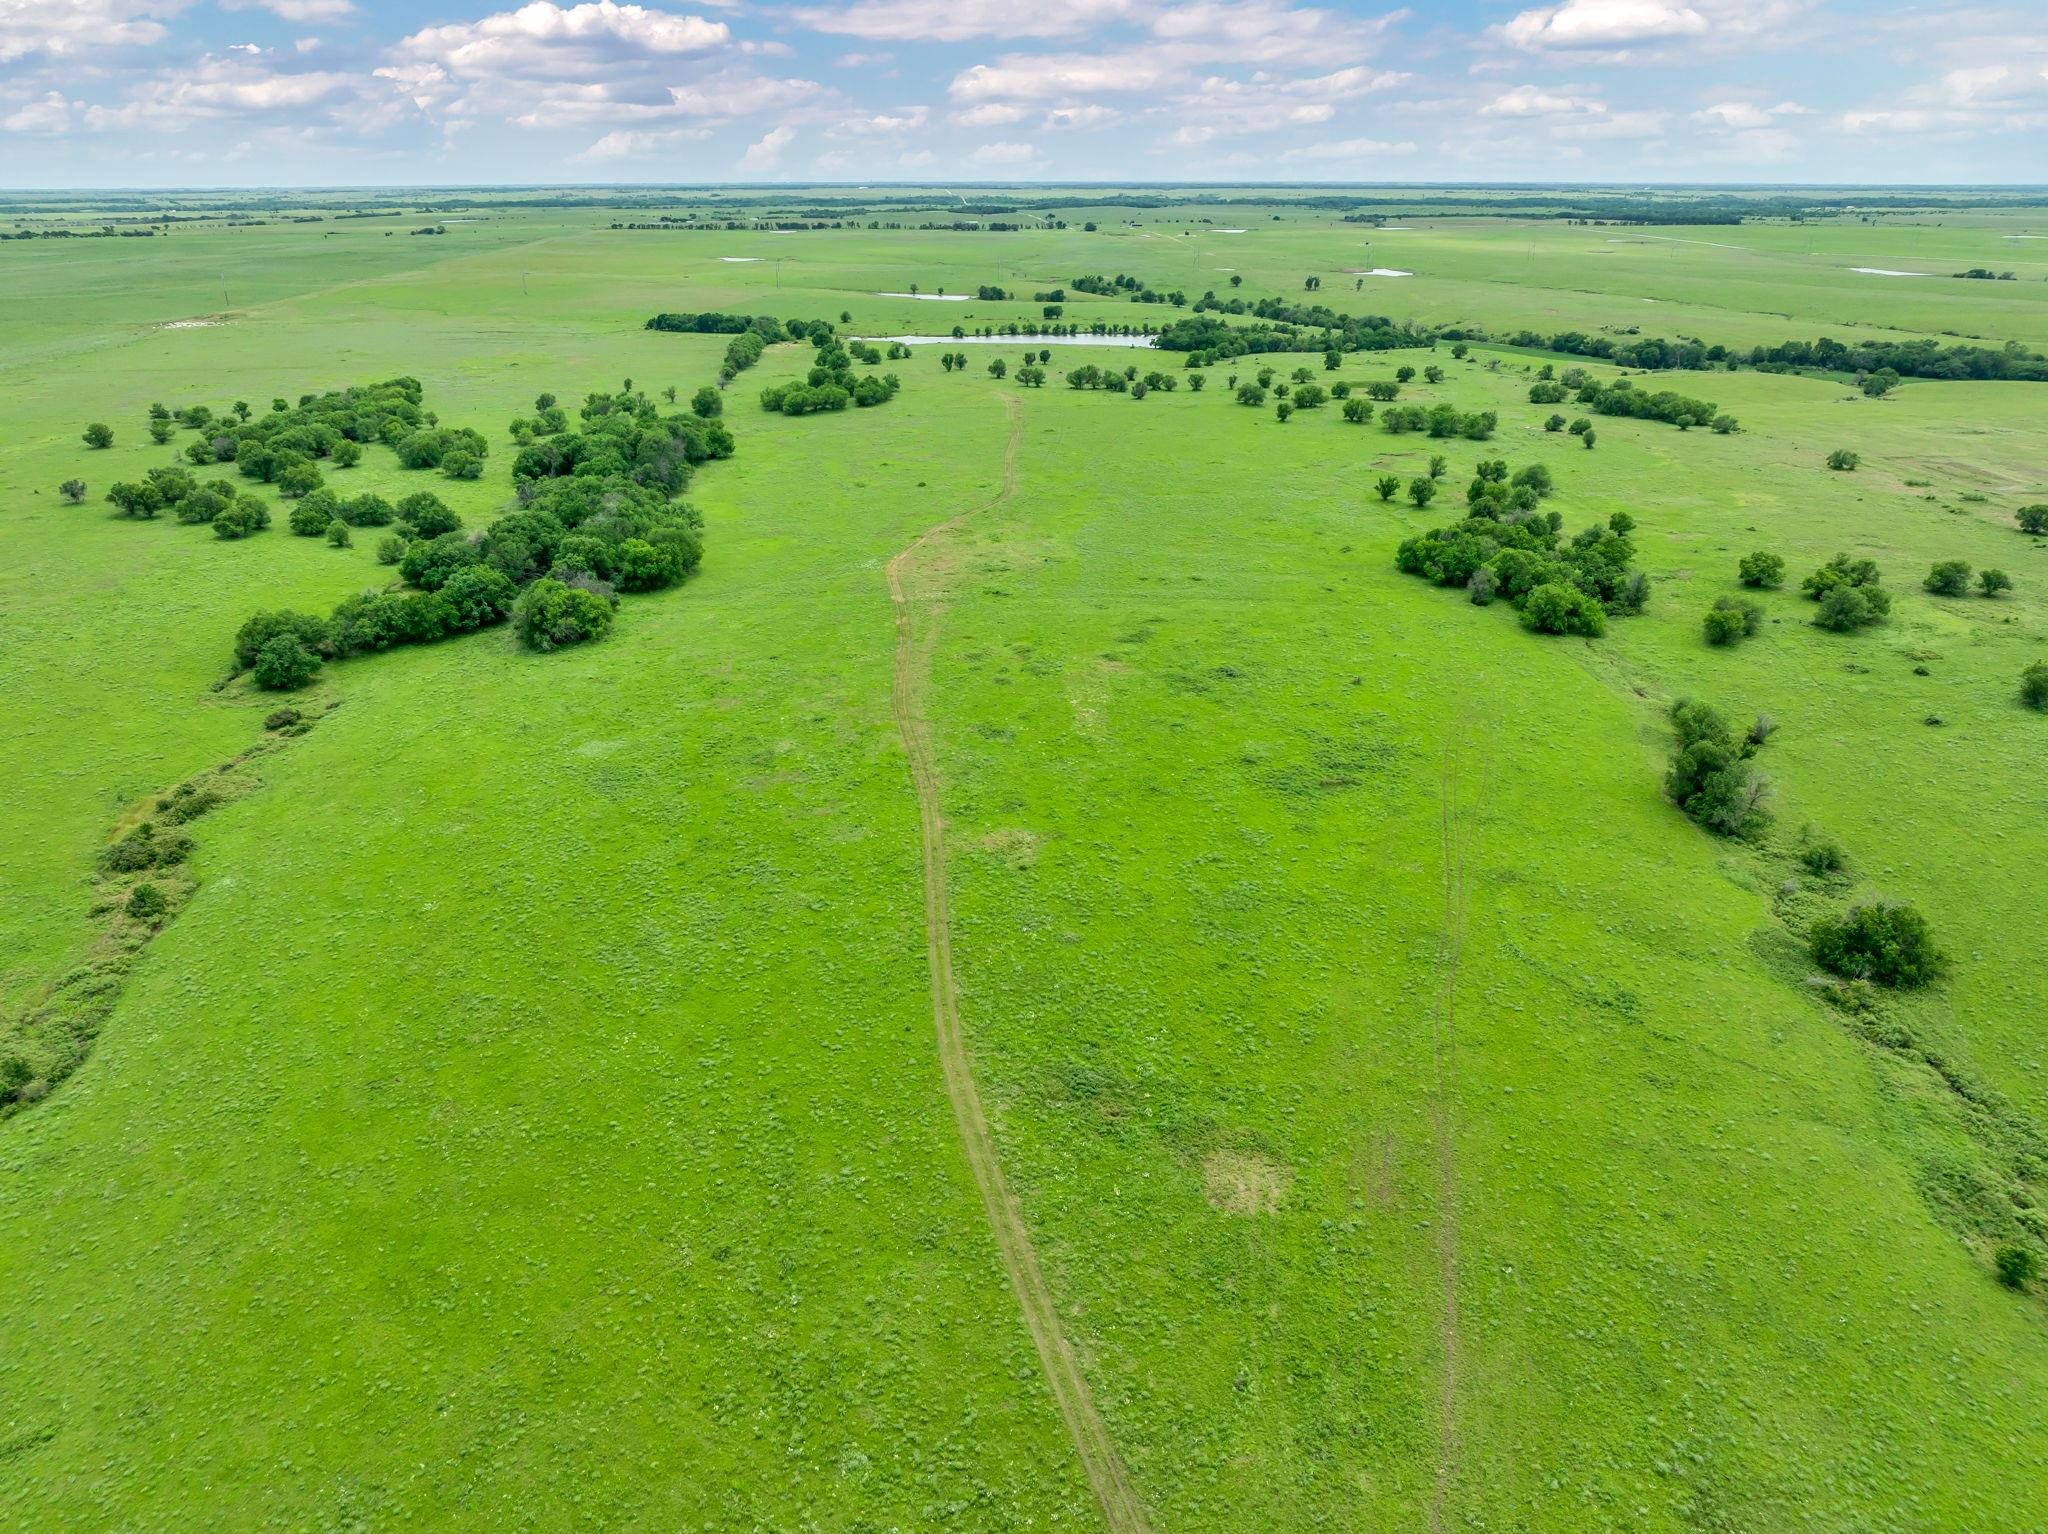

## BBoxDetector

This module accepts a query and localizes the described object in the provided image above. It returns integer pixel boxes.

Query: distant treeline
[1,226,159,241]
[1458,325,2048,382]
[1154,306,1432,358]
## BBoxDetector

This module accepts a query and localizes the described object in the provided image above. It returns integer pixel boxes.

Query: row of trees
[1451,324,2048,383]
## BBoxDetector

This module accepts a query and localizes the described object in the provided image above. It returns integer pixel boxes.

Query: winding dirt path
[886,394,1150,1534]
[1428,744,1469,1534]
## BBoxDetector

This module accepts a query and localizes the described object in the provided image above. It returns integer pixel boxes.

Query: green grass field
[3,190,2045,1530]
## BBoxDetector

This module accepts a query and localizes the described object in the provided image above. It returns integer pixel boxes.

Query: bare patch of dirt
[973,827,1040,868]
[1203,1149,1290,1215]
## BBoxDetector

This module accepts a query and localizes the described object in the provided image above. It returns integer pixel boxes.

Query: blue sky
[0,0,2043,187]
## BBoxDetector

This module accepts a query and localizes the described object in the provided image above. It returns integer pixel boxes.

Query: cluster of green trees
[1396,478,1643,637]
[1811,902,1947,988]
[1071,273,1145,297]
[1576,377,1724,430]
[2023,661,2048,710]
[758,333,901,414]
[1924,559,2012,598]
[102,465,273,539]
[1802,554,1891,630]
[1064,362,1152,393]
[1703,595,1764,645]
[154,380,457,498]
[1666,698,1772,838]
[236,386,719,688]
[1381,403,1498,440]
[512,387,732,494]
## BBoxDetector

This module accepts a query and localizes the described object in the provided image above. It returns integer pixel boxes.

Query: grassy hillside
[3,196,2045,1529]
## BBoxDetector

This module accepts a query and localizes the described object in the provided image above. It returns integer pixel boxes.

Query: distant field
[2,189,2045,1529]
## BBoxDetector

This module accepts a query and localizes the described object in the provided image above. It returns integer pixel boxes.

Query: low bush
[1665,698,1769,838]
[1703,596,1763,645]
[2022,661,2048,711]
[1810,900,1946,988]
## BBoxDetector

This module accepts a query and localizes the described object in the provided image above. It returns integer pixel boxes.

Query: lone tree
[2016,505,2048,536]
[1408,476,1436,508]
[1738,551,1785,588]
[1977,568,2012,598]
[1375,474,1401,502]
[2023,661,2048,711]
[59,478,87,504]
[1665,699,1768,836]
[1923,559,1972,597]
[83,422,113,449]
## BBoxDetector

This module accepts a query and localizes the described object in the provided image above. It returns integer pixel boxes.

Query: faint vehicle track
[886,394,1150,1534]
[1428,745,1469,1534]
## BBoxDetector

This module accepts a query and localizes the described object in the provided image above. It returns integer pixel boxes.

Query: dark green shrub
[2015,505,2047,535]
[83,422,113,449]
[1826,448,1859,471]
[1815,585,1879,632]
[126,883,168,922]
[324,520,352,549]
[400,531,481,591]
[252,634,322,691]
[2023,661,2048,711]
[1978,568,2012,598]
[60,478,87,503]
[1923,559,1971,597]
[263,707,302,731]
[213,497,270,540]
[1704,597,1762,646]
[340,493,395,527]
[1666,699,1769,838]
[397,491,460,538]
[376,535,406,565]
[1738,551,1785,588]
[288,497,334,536]
[1997,1243,2039,1289]
[513,577,615,652]
[1810,901,1946,988]
[1800,833,1849,878]
[1521,582,1606,637]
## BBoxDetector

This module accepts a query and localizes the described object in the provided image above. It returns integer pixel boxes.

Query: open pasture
[2,189,2045,1530]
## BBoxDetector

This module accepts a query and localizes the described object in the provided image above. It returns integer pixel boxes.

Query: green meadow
[2,190,2045,1530]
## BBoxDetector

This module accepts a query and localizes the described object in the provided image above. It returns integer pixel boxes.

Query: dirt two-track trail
[886,394,1152,1533]
[1428,744,1471,1534]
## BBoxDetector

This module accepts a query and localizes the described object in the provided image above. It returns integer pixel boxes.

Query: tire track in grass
[1428,743,1470,1534]
[886,393,1150,1534]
